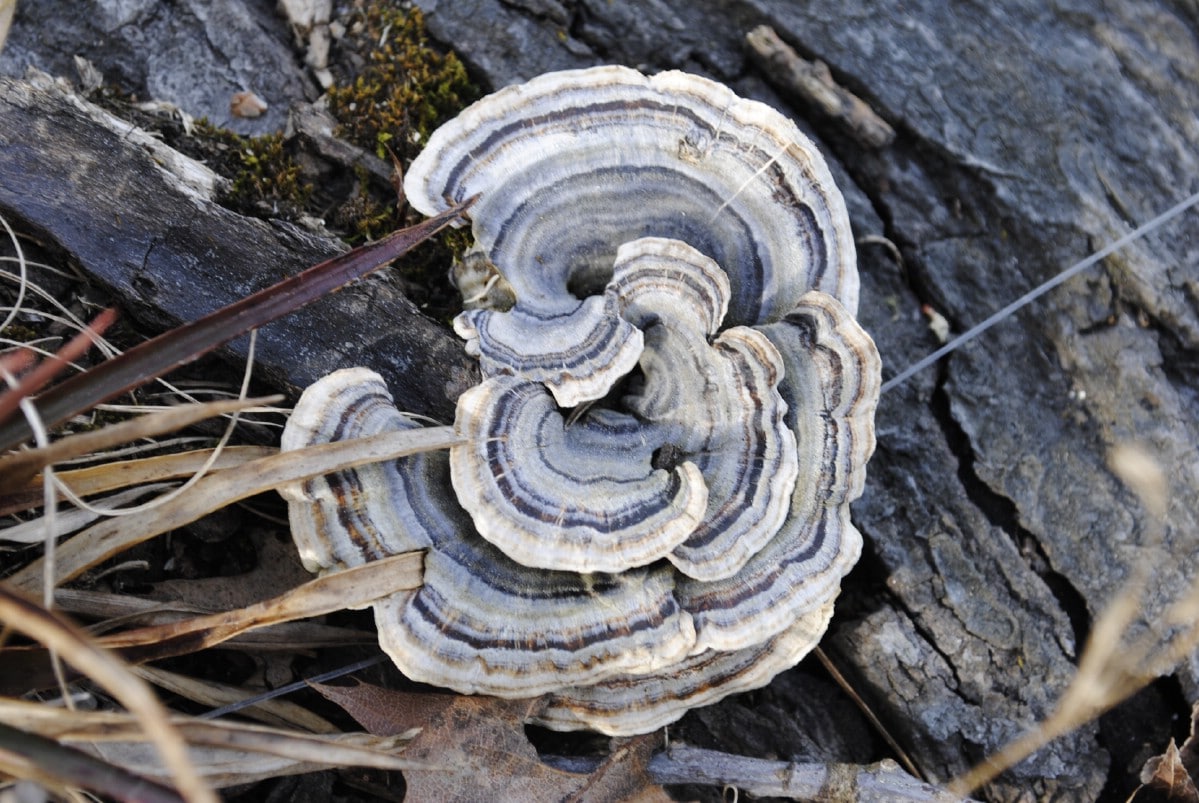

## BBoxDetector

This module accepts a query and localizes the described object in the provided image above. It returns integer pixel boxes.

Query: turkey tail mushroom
[280,66,880,736]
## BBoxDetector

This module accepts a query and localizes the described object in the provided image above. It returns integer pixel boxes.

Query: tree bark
[4,1,1198,799]
[0,73,477,422]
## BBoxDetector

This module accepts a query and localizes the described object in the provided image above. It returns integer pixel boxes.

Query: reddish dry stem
[0,307,118,425]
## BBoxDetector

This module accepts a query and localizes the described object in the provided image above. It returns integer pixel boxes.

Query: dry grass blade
[1,484,174,543]
[813,646,923,781]
[9,425,461,594]
[132,666,338,734]
[0,585,217,803]
[0,445,275,518]
[51,587,374,651]
[0,720,185,803]
[949,444,1185,795]
[0,395,281,487]
[947,582,1148,794]
[0,699,429,787]
[0,0,13,54]
[0,198,474,451]
[99,551,423,663]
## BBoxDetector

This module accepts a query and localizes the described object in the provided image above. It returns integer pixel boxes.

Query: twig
[813,647,923,780]
[746,25,895,148]
[646,745,967,802]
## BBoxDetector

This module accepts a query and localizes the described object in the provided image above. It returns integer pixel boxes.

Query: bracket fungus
[280,66,882,736]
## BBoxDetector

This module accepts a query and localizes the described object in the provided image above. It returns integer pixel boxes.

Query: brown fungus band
[280,66,881,736]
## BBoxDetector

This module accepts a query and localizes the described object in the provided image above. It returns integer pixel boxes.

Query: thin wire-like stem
[881,189,1199,394]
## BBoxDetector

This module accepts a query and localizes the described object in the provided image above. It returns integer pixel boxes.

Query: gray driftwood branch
[646,745,969,803]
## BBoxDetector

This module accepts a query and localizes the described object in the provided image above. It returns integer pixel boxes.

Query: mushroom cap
[280,367,426,575]
[452,293,644,409]
[281,369,702,696]
[447,236,806,578]
[282,66,881,735]
[534,602,836,736]
[280,282,879,729]
[404,65,857,399]
[450,374,709,574]
[605,238,801,581]
[680,292,881,654]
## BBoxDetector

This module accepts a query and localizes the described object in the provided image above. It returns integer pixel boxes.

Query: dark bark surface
[0,73,477,422]
[3,1,1198,800]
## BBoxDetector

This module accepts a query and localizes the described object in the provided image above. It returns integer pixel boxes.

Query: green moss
[324,3,480,315]
[327,5,478,163]
[1,323,40,343]
[229,133,312,215]
[192,123,312,219]
[338,164,396,242]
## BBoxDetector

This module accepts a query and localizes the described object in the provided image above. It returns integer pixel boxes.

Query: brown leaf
[311,682,670,802]
[1134,740,1199,803]
[569,734,673,803]
[310,681,459,737]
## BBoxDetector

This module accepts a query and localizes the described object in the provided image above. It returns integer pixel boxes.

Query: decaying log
[410,2,1199,799]
[0,72,477,422]
[3,1,1198,799]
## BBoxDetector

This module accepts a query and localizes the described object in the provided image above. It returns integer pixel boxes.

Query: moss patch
[197,124,313,219]
[322,3,480,316]
[86,3,479,320]
[327,5,478,164]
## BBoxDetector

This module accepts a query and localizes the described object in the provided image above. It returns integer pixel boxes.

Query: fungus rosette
[280,66,881,735]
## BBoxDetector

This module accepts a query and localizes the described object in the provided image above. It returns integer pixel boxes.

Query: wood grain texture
[0,74,477,422]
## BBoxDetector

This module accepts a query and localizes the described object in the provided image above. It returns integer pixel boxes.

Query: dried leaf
[1131,704,1199,803]
[311,682,670,802]
[570,735,673,803]
[1136,740,1199,803]
[310,681,457,737]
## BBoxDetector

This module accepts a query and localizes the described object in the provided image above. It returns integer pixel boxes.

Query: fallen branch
[644,745,968,802]
[746,25,895,148]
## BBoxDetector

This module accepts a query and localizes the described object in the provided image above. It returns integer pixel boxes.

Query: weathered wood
[646,745,970,803]
[409,2,1199,799]
[3,1,1198,800]
[0,73,477,422]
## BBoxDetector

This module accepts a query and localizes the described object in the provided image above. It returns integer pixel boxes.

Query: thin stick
[813,647,922,780]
